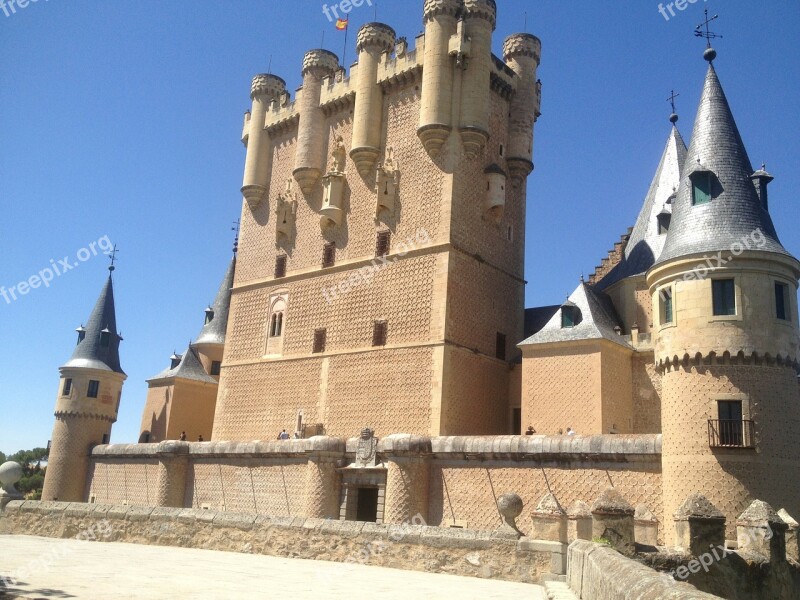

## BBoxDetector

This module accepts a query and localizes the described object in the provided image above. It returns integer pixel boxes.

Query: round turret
[356,22,396,54]
[503,33,542,63]
[301,49,340,77]
[250,74,287,101]
[463,0,496,27]
[422,0,462,22]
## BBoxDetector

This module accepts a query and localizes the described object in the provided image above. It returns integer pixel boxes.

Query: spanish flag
[335,17,348,30]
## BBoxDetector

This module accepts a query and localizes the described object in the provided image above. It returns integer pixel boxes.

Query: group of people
[524,426,578,436]
[277,430,301,440]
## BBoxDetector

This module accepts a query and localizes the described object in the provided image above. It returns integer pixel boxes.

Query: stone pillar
[778,508,799,563]
[530,492,567,542]
[379,434,431,524]
[737,499,787,561]
[155,441,190,508]
[634,504,659,547]
[0,462,24,512]
[567,500,592,542]
[303,436,345,519]
[591,488,635,554]
[673,493,726,556]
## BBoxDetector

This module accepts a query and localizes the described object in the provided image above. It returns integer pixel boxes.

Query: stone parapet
[673,493,726,557]
[1,501,566,585]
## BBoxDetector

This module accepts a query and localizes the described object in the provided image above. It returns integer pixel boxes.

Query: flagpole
[342,20,349,66]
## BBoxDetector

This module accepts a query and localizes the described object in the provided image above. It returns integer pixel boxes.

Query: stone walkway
[0,535,546,599]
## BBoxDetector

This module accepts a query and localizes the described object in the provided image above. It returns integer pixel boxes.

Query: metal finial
[667,90,680,124]
[695,8,722,60]
[232,219,240,255]
[106,244,119,272]
[761,163,767,171]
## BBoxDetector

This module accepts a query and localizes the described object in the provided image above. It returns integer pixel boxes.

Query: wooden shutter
[322,243,336,268]
[375,230,391,257]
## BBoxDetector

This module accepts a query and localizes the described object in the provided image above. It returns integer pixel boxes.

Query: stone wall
[0,501,560,585]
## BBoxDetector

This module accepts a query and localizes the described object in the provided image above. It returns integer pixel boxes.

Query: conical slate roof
[61,274,124,374]
[519,282,630,349]
[195,256,236,347]
[147,345,217,384]
[597,125,686,290]
[656,63,790,265]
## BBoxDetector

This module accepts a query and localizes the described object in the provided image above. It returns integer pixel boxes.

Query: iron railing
[708,419,755,448]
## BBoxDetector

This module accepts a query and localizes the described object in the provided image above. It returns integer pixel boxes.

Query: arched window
[265,292,288,356]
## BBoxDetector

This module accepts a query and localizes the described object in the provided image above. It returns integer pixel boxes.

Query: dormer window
[561,302,580,328]
[657,212,671,234]
[170,353,181,370]
[76,326,86,344]
[690,170,714,206]
[204,307,214,325]
[100,328,111,348]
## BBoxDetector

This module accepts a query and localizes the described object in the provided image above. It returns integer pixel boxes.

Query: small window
[87,380,100,398]
[561,307,576,328]
[275,255,287,278]
[657,213,671,234]
[100,329,110,348]
[269,312,284,337]
[495,332,506,360]
[372,321,388,347]
[691,171,712,205]
[204,308,214,325]
[499,144,504,157]
[101,434,109,445]
[659,287,673,324]
[776,281,790,321]
[77,330,86,344]
[376,231,391,257]
[507,225,513,241]
[62,378,73,396]
[712,279,736,316]
[322,243,336,268]
[313,328,327,353]
[718,400,743,446]
[210,361,222,376]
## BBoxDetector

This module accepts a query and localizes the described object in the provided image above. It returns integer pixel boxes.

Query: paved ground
[0,535,546,599]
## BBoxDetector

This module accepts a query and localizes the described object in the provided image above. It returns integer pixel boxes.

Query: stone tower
[214,0,541,440]
[42,267,126,502]
[648,49,800,541]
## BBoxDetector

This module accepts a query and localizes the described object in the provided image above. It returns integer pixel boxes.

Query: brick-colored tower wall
[661,363,800,541]
[631,353,661,434]
[43,416,113,502]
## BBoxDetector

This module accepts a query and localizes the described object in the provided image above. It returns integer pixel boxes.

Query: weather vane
[106,244,119,272]
[695,8,722,49]
[667,89,680,123]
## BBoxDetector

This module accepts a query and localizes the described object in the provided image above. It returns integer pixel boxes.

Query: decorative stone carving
[321,136,347,230]
[0,461,24,511]
[276,179,297,243]
[494,492,524,539]
[355,427,378,468]
[376,148,400,217]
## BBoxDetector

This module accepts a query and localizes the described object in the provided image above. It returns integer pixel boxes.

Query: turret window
[775,281,790,321]
[62,378,72,396]
[100,329,110,348]
[204,309,214,325]
[87,380,100,398]
[691,171,713,206]
[712,279,736,316]
[659,287,673,324]
[210,361,222,376]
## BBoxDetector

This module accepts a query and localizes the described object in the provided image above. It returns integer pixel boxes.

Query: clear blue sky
[1,1,798,454]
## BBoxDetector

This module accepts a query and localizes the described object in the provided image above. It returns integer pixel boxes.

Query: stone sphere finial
[0,461,23,501]
[703,47,717,62]
[497,492,524,519]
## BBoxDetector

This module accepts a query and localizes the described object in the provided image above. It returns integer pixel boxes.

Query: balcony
[708,419,755,449]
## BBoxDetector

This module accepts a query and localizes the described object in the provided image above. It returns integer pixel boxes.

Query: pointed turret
[597,124,686,290]
[43,266,127,502]
[195,255,236,347]
[656,64,790,265]
[61,274,124,374]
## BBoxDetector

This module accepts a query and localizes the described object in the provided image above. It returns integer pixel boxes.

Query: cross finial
[106,244,119,273]
[232,219,241,255]
[695,8,722,61]
[667,89,680,124]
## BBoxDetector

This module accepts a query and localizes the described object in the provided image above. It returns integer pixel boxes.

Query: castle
[40,0,799,555]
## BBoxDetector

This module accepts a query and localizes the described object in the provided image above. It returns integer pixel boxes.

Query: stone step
[544,580,580,600]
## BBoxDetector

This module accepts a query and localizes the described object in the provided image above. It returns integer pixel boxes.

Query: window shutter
[322,243,336,268]
[376,231,391,257]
